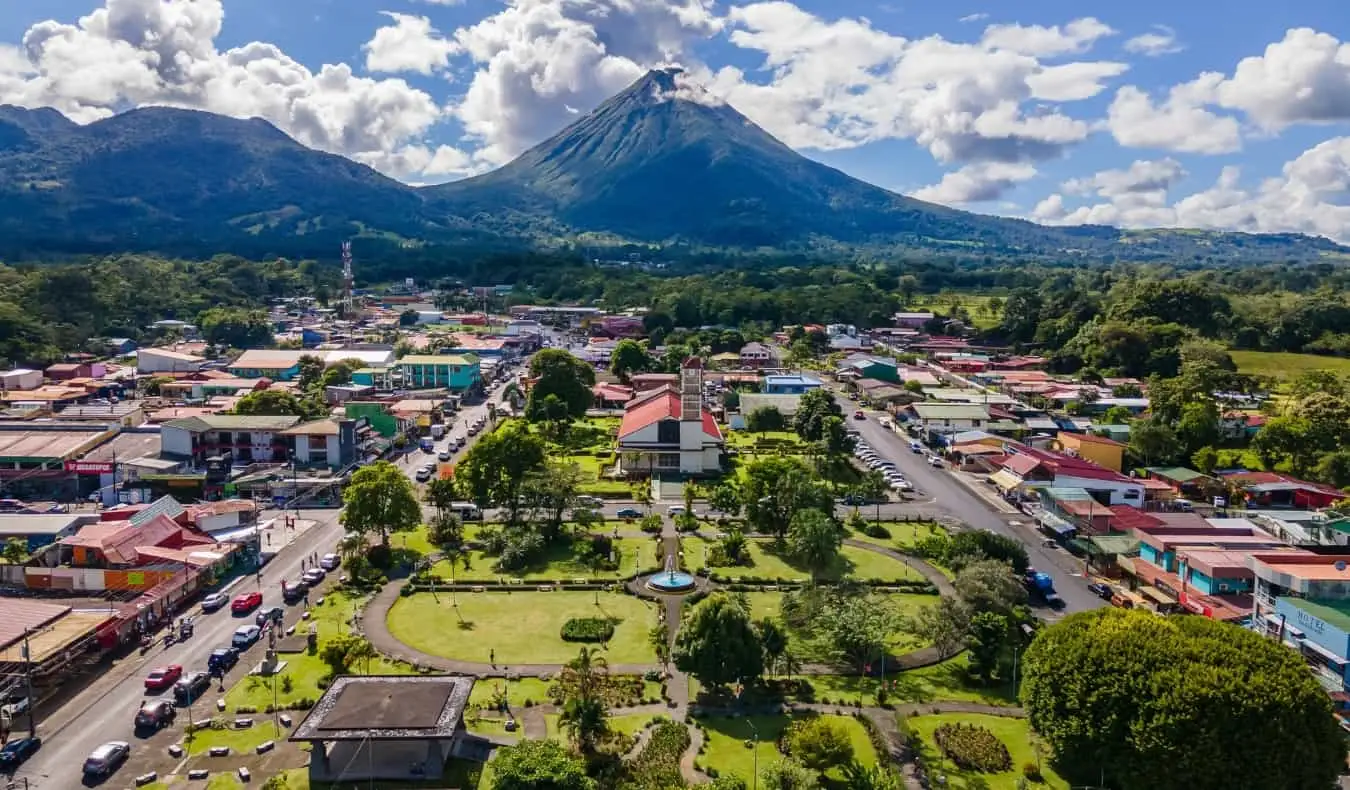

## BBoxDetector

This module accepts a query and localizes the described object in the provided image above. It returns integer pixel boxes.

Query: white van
[450,502,483,521]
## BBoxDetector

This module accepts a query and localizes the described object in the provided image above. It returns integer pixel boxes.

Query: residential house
[593,384,635,408]
[1221,471,1349,510]
[630,373,679,392]
[837,356,900,384]
[59,510,225,591]
[160,414,303,465]
[731,393,806,429]
[617,359,724,475]
[598,316,645,338]
[738,342,778,369]
[136,347,204,375]
[989,446,1144,506]
[45,363,92,381]
[907,403,991,435]
[105,338,137,356]
[228,350,304,380]
[343,402,408,439]
[394,354,482,391]
[1143,467,1217,501]
[763,374,823,395]
[1055,431,1126,472]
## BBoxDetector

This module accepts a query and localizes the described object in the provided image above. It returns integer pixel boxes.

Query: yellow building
[1055,431,1126,472]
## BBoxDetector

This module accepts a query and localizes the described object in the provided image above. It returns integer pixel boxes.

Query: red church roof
[617,391,722,441]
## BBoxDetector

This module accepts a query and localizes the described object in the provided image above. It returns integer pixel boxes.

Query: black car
[0,736,40,769]
[173,672,211,705]
[255,606,285,627]
[1088,582,1113,600]
[134,700,175,731]
[282,579,309,603]
[207,647,239,674]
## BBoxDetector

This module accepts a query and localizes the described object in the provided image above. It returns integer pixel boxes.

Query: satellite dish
[1336,561,1347,572]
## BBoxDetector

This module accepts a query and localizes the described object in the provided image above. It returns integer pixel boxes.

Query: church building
[616,357,724,475]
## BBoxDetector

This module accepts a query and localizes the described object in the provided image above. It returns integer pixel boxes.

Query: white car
[890,480,914,491]
[319,553,341,570]
[231,625,261,649]
[928,455,944,468]
[201,592,228,612]
[667,505,687,516]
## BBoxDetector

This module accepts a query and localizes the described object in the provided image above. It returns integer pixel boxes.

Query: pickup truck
[1024,568,1065,609]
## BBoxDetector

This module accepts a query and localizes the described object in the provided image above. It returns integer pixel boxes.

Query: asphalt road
[841,397,1105,616]
[19,506,346,789]
[19,379,517,788]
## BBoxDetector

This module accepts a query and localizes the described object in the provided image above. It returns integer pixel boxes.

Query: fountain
[644,552,696,594]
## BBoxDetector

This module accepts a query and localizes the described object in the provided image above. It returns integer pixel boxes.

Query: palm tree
[345,636,378,675]
[632,482,654,515]
[337,532,366,562]
[559,695,608,755]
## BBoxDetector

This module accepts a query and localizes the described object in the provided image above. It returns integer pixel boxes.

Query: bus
[449,502,483,521]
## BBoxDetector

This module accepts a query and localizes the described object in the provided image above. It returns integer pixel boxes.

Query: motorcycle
[139,634,152,654]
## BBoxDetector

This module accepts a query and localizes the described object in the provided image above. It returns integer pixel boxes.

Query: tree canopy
[339,461,421,546]
[673,594,764,688]
[1021,608,1343,790]
[527,349,596,419]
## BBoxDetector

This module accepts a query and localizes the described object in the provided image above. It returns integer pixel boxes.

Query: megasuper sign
[63,460,114,475]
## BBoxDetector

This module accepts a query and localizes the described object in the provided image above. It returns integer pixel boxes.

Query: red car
[230,592,262,614]
[144,664,183,692]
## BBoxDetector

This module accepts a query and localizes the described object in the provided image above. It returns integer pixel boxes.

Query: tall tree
[746,405,787,433]
[1022,609,1344,790]
[786,508,841,581]
[557,647,609,755]
[455,423,547,522]
[609,339,650,383]
[233,389,318,418]
[526,349,596,419]
[339,461,421,546]
[741,456,835,537]
[1127,418,1182,466]
[673,594,764,689]
[297,354,326,391]
[793,388,843,442]
[953,559,1028,618]
[490,740,595,790]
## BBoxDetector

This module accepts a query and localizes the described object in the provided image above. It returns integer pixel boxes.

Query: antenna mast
[341,241,354,316]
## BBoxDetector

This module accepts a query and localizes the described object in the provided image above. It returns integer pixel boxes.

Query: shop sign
[63,460,114,475]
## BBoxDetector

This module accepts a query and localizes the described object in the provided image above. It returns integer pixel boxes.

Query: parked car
[255,606,285,628]
[319,553,341,571]
[667,505,686,516]
[82,742,130,779]
[200,592,228,613]
[143,665,183,692]
[909,440,923,453]
[928,455,944,468]
[207,647,239,674]
[302,567,326,585]
[575,495,604,508]
[231,625,261,649]
[616,507,642,519]
[852,410,866,420]
[282,579,309,603]
[134,700,175,731]
[437,450,452,462]
[1,694,30,718]
[230,592,262,614]
[0,736,40,768]
[415,466,433,482]
[1088,582,1113,600]
[890,480,914,491]
[173,672,211,705]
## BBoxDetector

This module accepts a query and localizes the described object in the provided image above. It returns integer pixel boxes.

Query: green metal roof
[1284,598,1350,635]
[163,415,302,432]
[397,354,480,366]
[1145,466,1209,483]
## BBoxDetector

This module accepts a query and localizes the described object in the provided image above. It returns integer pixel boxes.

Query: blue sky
[2,0,1349,240]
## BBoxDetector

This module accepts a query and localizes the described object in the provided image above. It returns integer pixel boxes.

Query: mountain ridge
[0,72,1343,262]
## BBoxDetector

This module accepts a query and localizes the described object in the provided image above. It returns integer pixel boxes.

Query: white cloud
[1035,138,1350,243]
[1,0,445,178]
[912,162,1037,204]
[451,0,720,166]
[1124,25,1182,57]
[980,17,1115,57]
[1206,28,1350,131]
[958,13,988,23]
[1106,82,1241,154]
[710,7,1119,164]
[363,12,459,75]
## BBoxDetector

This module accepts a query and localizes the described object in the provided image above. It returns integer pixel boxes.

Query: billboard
[63,460,114,475]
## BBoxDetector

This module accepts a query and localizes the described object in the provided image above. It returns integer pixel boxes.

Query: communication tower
[341,241,354,315]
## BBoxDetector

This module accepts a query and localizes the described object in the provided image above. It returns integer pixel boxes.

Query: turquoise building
[395,354,481,391]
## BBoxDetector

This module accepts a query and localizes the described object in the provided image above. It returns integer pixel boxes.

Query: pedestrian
[490,649,495,666]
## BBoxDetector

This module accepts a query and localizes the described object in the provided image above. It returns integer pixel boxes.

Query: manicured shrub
[933,722,1012,773]
[560,617,615,642]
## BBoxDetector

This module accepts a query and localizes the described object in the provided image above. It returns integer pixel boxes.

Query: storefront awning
[1140,587,1177,605]
[989,469,1024,492]
[1301,639,1348,667]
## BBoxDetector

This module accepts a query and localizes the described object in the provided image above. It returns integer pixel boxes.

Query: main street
[17,378,515,789]
[840,396,1106,616]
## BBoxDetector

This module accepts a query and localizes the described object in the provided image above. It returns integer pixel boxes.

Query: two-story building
[1054,431,1126,472]
[738,342,779,369]
[280,419,361,469]
[394,354,482,391]
[907,403,992,436]
[160,415,302,465]
[136,347,205,375]
[617,359,724,476]
[763,374,823,395]
[988,445,1143,506]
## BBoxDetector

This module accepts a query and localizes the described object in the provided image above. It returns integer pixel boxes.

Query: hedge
[560,617,615,642]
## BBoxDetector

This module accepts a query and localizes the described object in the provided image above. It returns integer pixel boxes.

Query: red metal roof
[617,391,721,441]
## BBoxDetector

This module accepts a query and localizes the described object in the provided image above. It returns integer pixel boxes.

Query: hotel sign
[63,460,114,475]
[1295,609,1327,636]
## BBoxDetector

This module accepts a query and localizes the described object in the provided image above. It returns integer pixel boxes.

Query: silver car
[83,741,130,777]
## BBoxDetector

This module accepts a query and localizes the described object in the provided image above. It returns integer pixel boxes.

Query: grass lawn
[206,776,245,790]
[273,761,485,789]
[1230,350,1350,380]
[431,536,658,582]
[223,591,414,714]
[694,539,924,583]
[845,520,941,549]
[697,713,878,783]
[544,711,665,739]
[186,721,284,755]
[906,712,1068,790]
[468,676,664,711]
[725,431,809,452]
[387,591,659,665]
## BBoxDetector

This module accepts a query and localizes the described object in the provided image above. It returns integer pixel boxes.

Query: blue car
[0,736,40,768]
[616,507,642,519]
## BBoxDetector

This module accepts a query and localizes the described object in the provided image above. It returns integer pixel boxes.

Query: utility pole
[21,629,35,737]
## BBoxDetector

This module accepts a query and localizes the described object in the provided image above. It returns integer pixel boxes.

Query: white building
[617,358,723,475]
[0,369,42,391]
[136,347,205,374]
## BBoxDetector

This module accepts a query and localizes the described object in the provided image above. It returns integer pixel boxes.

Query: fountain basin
[645,571,697,594]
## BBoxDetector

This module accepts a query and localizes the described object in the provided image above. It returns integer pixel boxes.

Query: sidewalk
[948,469,1022,515]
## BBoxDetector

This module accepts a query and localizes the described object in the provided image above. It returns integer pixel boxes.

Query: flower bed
[933,722,1012,773]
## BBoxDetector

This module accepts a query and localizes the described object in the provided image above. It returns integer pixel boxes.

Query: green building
[395,354,482,391]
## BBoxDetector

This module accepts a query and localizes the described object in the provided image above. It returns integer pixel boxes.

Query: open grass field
[696,713,878,783]
[387,590,659,665]
[186,721,284,756]
[799,655,1017,707]
[908,294,1002,331]
[1230,350,1350,380]
[907,713,1068,790]
[845,520,941,550]
[733,590,938,658]
[685,538,924,583]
